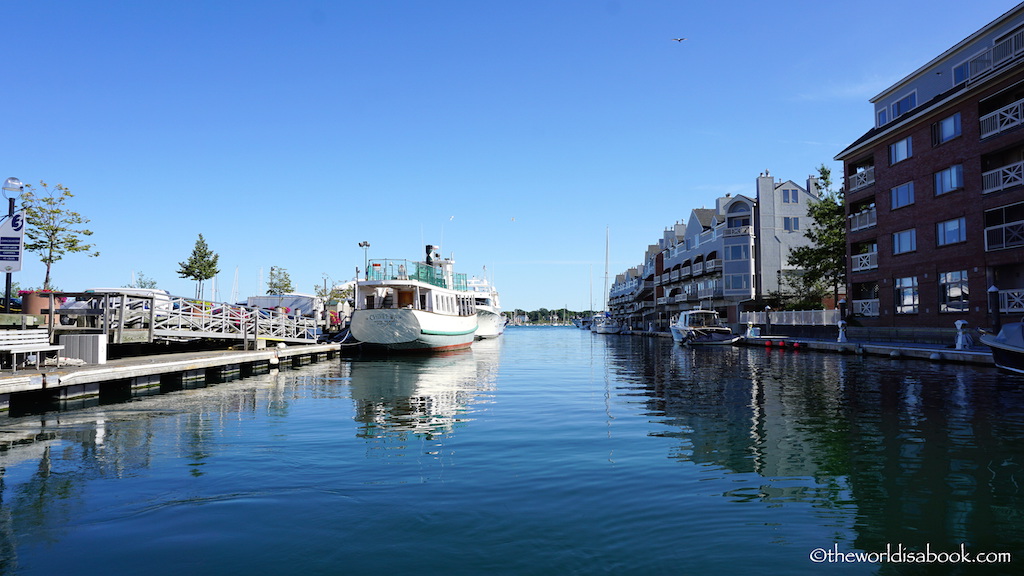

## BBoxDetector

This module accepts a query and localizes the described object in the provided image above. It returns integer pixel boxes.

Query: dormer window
[893,92,917,118]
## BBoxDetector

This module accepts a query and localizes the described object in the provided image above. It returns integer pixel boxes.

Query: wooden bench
[0,329,65,372]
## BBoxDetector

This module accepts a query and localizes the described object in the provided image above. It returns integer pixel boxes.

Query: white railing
[982,160,1024,194]
[851,251,878,272]
[740,309,840,326]
[704,259,723,273]
[724,226,751,237]
[849,208,876,231]
[692,262,704,276]
[1000,289,1024,313]
[847,166,875,192]
[986,220,1024,251]
[964,28,1024,85]
[980,97,1024,138]
[853,299,880,317]
[680,266,691,278]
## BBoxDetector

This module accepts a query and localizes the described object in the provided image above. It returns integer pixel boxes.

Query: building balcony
[680,266,691,279]
[985,219,1024,251]
[847,166,875,193]
[852,299,880,317]
[849,207,877,232]
[692,262,705,276]
[962,27,1024,85]
[704,259,723,273]
[980,96,1024,139]
[982,159,1024,194]
[851,251,878,272]
[724,226,751,237]
[999,288,1024,313]
[697,285,724,299]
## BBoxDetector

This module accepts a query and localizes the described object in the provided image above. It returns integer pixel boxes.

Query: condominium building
[836,3,1024,329]
[608,172,819,330]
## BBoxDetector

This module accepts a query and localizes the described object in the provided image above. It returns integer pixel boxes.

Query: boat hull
[350,308,477,351]
[980,327,1024,374]
[475,308,506,339]
[670,326,740,345]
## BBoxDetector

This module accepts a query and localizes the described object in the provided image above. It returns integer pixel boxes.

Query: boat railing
[368,259,453,289]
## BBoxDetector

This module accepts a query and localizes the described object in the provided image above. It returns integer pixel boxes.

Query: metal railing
[47,291,318,345]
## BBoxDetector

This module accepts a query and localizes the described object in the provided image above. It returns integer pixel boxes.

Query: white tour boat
[669,309,740,345]
[350,245,478,352]
[467,274,506,339]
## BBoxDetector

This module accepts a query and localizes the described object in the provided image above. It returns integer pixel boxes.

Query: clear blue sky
[0,1,1015,311]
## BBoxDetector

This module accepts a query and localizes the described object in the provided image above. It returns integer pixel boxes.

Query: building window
[935,165,963,195]
[895,276,919,314]
[725,275,750,290]
[932,112,961,145]
[783,217,800,231]
[889,137,912,164]
[891,182,915,209]
[937,217,966,246]
[893,93,917,118]
[939,270,969,313]
[878,108,889,127]
[782,189,799,203]
[725,245,750,261]
[953,61,969,85]
[893,229,917,254]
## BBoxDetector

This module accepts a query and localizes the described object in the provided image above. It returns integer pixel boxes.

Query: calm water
[0,327,1022,575]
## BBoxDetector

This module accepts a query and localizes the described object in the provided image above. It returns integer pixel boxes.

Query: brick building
[836,3,1024,330]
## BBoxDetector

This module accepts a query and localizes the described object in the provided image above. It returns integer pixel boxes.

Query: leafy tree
[787,164,846,306]
[124,272,158,289]
[266,266,294,295]
[177,234,220,299]
[19,181,99,290]
[314,274,351,303]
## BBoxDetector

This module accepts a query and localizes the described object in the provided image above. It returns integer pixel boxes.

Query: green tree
[314,274,351,303]
[787,164,846,306]
[19,181,99,290]
[124,272,158,289]
[266,266,294,295]
[177,234,220,299]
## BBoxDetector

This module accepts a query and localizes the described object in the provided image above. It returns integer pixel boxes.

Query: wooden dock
[0,342,341,415]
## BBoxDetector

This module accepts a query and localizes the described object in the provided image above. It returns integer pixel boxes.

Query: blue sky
[1,1,1015,311]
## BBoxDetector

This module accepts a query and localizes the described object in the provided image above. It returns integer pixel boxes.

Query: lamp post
[1,177,23,313]
[358,241,370,279]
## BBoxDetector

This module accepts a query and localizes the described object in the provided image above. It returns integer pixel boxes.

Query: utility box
[59,334,107,365]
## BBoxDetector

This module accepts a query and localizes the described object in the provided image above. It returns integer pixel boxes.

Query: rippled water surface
[1,327,1023,575]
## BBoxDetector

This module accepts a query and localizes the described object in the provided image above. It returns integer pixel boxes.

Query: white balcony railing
[704,259,722,273]
[983,160,1024,194]
[847,166,875,192]
[986,220,1024,251]
[680,266,691,279]
[692,262,704,276]
[724,226,751,237]
[848,207,877,231]
[963,28,1024,85]
[853,299,880,317]
[1000,289,1024,313]
[851,251,878,272]
[980,97,1024,139]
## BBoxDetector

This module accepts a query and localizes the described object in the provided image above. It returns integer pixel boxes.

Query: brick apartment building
[836,3,1024,330]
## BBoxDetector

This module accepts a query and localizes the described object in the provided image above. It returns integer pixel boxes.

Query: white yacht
[467,275,506,339]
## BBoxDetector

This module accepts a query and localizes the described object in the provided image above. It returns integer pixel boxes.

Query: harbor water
[0,327,1022,575]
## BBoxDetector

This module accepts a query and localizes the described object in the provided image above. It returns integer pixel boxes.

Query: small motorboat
[979,322,1024,374]
[669,309,740,345]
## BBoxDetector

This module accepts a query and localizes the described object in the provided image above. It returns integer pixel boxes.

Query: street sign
[0,211,26,273]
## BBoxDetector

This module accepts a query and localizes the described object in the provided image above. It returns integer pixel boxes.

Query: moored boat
[467,275,506,339]
[349,245,478,352]
[979,322,1024,374]
[669,309,740,345]
[592,313,622,334]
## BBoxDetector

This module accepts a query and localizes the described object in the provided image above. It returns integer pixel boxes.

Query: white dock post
[837,320,848,343]
[954,320,969,350]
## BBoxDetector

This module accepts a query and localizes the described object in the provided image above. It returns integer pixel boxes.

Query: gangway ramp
[42,291,319,346]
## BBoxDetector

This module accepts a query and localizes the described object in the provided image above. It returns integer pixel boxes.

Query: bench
[0,329,65,372]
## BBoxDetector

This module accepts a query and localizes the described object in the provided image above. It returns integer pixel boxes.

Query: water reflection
[606,337,1024,565]
[348,344,500,443]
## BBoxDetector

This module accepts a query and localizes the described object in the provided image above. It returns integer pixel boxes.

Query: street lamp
[1,177,23,313]
[358,241,370,279]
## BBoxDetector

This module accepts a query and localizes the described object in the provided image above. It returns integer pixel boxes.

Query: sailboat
[593,227,623,335]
